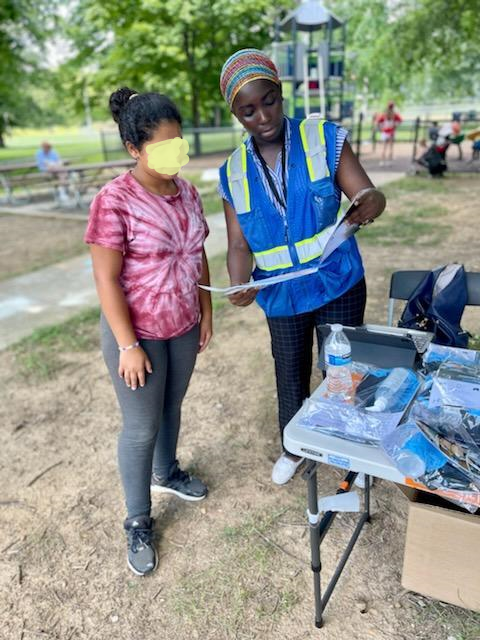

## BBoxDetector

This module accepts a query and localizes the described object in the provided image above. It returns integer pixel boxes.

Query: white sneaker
[272,453,305,485]
[354,473,373,489]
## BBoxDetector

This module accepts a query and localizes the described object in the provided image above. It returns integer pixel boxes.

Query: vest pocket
[236,207,272,253]
[310,178,338,230]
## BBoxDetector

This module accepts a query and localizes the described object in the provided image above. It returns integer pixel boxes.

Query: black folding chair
[387,269,480,326]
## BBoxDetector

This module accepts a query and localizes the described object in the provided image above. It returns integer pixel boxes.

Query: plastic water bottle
[365,367,411,412]
[324,324,353,402]
[390,449,426,478]
[381,421,448,479]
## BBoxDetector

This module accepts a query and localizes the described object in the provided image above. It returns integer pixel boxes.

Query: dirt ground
[1,175,480,640]
[0,213,87,281]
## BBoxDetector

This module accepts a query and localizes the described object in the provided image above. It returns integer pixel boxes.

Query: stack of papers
[200,206,359,295]
[199,267,318,295]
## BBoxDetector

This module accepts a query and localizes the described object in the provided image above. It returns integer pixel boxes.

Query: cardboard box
[400,488,480,612]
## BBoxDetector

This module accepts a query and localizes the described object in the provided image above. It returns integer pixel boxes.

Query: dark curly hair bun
[109,87,138,124]
[108,87,182,150]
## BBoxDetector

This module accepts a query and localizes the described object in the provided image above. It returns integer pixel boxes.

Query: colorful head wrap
[220,48,280,109]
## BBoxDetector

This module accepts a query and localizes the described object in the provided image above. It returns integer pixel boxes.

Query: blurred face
[127,121,186,180]
[42,142,51,153]
[232,79,284,144]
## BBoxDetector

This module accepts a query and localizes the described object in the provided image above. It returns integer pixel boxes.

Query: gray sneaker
[124,515,157,576]
[151,460,208,501]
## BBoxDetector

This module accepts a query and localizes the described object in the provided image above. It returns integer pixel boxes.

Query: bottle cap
[396,453,426,479]
[331,323,343,332]
[365,397,388,412]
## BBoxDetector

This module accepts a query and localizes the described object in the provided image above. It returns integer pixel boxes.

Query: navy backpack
[398,264,469,347]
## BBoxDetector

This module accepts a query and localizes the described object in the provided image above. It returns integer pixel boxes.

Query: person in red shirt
[84,87,212,576]
[376,102,402,166]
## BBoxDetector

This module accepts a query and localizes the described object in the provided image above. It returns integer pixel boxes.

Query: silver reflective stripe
[295,209,343,264]
[300,118,329,182]
[253,246,293,272]
[227,145,251,214]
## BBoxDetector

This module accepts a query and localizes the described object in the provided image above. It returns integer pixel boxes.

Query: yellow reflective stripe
[296,232,326,263]
[241,145,251,212]
[295,208,343,264]
[253,245,293,271]
[298,250,323,264]
[257,261,293,271]
[254,245,288,257]
[296,234,324,248]
[317,121,330,178]
[300,118,330,181]
[241,143,247,171]
[227,144,251,214]
[300,120,315,182]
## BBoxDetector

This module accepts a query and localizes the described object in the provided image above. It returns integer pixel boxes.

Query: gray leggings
[101,316,199,519]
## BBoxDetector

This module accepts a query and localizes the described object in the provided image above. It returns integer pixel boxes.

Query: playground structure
[267,0,351,121]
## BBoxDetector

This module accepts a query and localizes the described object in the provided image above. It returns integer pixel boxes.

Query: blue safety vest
[219,117,364,317]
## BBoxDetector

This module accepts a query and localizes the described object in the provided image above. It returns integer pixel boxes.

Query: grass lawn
[360,177,452,247]
[0,126,241,167]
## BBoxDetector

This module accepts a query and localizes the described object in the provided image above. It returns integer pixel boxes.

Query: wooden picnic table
[0,159,77,174]
[0,160,40,172]
[0,159,77,205]
[0,162,46,204]
[65,159,134,172]
[65,158,135,206]
[0,158,134,207]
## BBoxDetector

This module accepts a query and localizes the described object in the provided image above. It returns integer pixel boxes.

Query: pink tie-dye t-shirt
[84,172,208,340]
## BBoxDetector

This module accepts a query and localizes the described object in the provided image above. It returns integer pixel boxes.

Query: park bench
[66,159,134,207]
[0,159,135,208]
[0,168,66,205]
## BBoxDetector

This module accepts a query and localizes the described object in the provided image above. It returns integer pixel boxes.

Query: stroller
[416,124,453,177]
[417,142,448,177]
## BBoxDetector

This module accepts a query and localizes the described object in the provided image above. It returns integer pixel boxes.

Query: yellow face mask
[145,138,190,175]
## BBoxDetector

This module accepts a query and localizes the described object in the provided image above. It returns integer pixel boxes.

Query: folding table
[284,383,406,628]
[283,324,425,629]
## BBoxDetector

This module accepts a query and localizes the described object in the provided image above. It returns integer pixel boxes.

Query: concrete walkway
[0,170,403,350]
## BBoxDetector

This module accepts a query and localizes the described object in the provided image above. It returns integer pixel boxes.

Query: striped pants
[266,277,367,448]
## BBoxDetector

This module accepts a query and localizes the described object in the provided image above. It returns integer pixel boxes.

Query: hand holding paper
[198,266,318,295]
[343,187,385,227]
[200,193,380,296]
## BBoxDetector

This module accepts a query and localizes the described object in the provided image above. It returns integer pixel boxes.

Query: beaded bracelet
[118,340,140,352]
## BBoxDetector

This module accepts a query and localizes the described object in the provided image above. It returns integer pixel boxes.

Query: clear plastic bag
[381,420,480,513]
[411,402,480,485]
[402,352,480,511]
[422,343,480,374]
[298,363,421,445]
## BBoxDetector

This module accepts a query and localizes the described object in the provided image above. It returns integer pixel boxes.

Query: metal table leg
[303,464,371,629]
[304,461,323,627]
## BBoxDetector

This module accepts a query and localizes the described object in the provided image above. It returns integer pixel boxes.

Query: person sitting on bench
[35,141,69,204]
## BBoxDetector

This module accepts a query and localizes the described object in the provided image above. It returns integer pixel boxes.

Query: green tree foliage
[0,1,54,146]
[63,0,293,128]
[330,0,480,104]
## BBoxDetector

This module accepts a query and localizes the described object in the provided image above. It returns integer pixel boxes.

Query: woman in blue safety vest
[218,49,386,485]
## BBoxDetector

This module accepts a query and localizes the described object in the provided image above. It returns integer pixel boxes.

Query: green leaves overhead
[330,0,480,103]
[63,0,293,125]
[2,0,478,136]
[0,0,56,143]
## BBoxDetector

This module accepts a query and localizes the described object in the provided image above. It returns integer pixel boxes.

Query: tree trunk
[0,131,5,148]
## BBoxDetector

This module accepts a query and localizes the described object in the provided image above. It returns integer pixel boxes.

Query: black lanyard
[251,133,287,211]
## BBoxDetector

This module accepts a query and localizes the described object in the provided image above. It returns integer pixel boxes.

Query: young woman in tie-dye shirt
[85,87,212,576]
